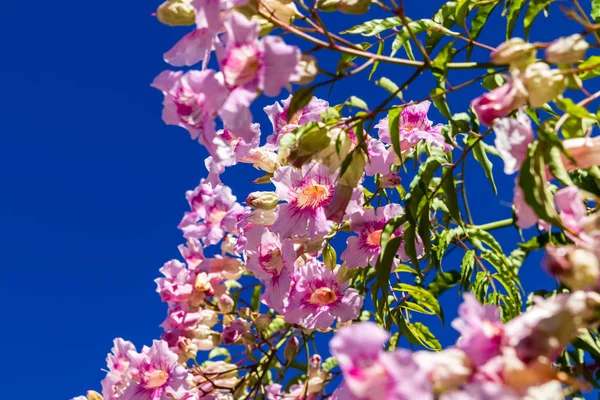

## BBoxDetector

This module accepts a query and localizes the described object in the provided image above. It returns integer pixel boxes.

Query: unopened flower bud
[258,0,299,23]
[239,147,280,173]
[254,314,273,331]
[177,337,198,361]
[195,272,214,293]
[292,55,318,85]
[284,336,300,362]
[379,171,401,188]
[218,294,235,313]
[156,0,196,26]
[490,38,536,69]
[545,34,589,64]
[86,391,104,400]
[523,62,565,107]
[247,208,277,226]
[543,245,600,290]
[246,191,279,210]
[471,74,528,126]
[318,0,371,14]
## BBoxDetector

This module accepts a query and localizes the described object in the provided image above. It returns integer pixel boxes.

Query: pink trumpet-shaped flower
[341,204,422,268]
[124,340,189,400]
[471,77,528,126]
[451,294,504,367]
[152,69,228,160]
[375,101,452,152]
[244,226,296,311]
[283,259,363,329]
[155,260,196,303]
[492,111,534,175]
[264,95,329,149]
[271,162,338,239]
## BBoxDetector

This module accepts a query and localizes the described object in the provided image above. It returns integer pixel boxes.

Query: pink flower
[155,260,196,303]
[178,182,244,245]
[164,28,213,68]
[264,95,329,149]
[330,322,432,400]
[216,13,300,142]
[364,139,394,176]
[101,339,136,399]
[503,291,600,362]
[271,162,338,239]
[554,186,588,244]
[205,123,261,175]
[492,111,534,174]
[513,181,539,229]
[562,136,600,171]
[244,226,296,311]
[451,294,504,367]
[374,101,452,152]
[341,204,422,268]
[471,77,528,126]
[283,259,363,329]
[178,237,205,270]
[124,340,189,400]
[151,70,228,160]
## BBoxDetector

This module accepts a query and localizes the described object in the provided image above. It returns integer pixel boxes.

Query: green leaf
[388,107,403,160]
[506,0,527,38]
[395,283,443,321]
[524,0,553,40]
[593,0,600,23]
[468,3,498,60]
[442,167,462,224]
[208,347,231,361]
[555,97,596,119]
[466,228,503,254]
[411,322,442,350]
[391,19,459,57]
[287,86,315,121]
[460,250,476,292]
[468,135,497,194]
[431,88,452,120]
[345,96,369,110]
[455,0,471,28]
[545,145,574,186]
[251,285,262,311]
[376,77,403,98]
[369,40,384,81]
[432,41,457,88]
[518,141,561,226]
[342,17,403,36]
[427,2,458,53]
[473,271,490,302]
[578,56,600,80]
[428,270,461,297]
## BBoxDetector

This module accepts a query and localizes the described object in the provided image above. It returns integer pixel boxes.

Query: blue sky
[0,1,594,399]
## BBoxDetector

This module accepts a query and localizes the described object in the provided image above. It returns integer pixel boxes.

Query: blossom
[561,136,600,171]
[151,70,228,158]
[375,101,452,152]
[522,62,566,107]
[244,226,296,311]
[195,361,239,396]
[414,349,473,393]
[283,259,363,329]
[178,183,244,245]
[164,28,213,68]
[543,245,600,290]
[216,12,300,141]
[554,186,587,244]
[471,77,528,126]
[451,294,504,367]
[206,123,261,175]
[124,340,189,400]
[546,34,589,64]
[271,162,338,239]
[492,111,533,174]
[503,291,600,362]
[364,139,394,176]
[341,204,422,268]
[490,38,536,67]
[178,237,205,270]
[155,260,196,303]
[264,95,329,149]
[330,322,432,399]
[513,181,539,229]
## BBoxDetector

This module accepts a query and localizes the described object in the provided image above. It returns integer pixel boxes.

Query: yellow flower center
[309,287,338,306]
[296,185,329,209]
[145,370,169,389]
[208,210,227,224]
[366,229,383,247]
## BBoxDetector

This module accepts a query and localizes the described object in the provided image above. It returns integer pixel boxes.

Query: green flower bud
[284,336,300,362]
[246,191,279,210]
[254,314,273,331]
[545,34,589,64]
[523,62,566,107]
[156,0,196,27]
